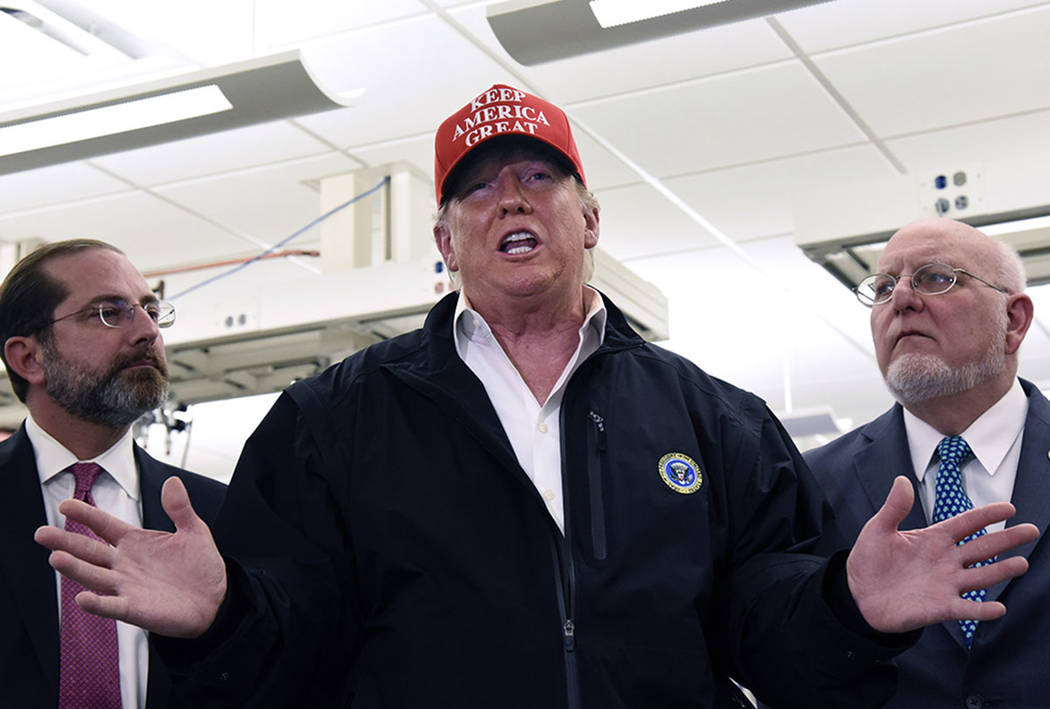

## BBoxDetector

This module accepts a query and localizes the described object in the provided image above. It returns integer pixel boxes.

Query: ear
[4,336,45,386]
[1004,293,1034,355]
[433,223,459,272]
[582,206,599,250]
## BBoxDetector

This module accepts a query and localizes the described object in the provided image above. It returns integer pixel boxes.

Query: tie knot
[937,435,971,467]
[69,462,103,500]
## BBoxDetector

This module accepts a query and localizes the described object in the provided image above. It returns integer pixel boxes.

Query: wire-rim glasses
[854,262,1007,307]
[48,299,176,329]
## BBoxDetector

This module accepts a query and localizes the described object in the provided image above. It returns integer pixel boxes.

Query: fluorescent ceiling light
[488,0,834,65]
[0,50,358,176]
[589,0,728,28]
[0,85,231,157]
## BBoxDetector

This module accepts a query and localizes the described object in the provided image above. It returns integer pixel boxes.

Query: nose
[127,304,162,344]
[889,274,923,312]
[495,170,531,215]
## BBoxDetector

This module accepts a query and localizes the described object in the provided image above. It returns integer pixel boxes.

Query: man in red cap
[37,85,1038,708]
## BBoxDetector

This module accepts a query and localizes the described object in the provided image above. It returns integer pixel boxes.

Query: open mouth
[500,231,538,255]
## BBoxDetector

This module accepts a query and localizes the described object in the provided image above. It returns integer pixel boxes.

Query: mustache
[112,347,168,378]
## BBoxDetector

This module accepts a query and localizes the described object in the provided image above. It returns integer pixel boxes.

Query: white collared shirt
[30,414,149,709]
[903,378,1028,533]
[453,287,607,533]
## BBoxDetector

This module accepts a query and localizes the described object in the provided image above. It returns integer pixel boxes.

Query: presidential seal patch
[658,452,702,494]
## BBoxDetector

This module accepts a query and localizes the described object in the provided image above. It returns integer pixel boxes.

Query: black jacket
[166,292,908,708]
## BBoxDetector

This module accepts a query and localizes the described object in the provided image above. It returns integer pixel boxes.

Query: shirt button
[965,696,983,709]
[543,489,555,502]
[537,422,549,433]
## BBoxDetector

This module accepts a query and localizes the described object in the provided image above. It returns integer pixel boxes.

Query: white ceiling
[3,0,1050,478]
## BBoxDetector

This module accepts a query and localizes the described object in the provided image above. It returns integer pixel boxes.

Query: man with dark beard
[0,239,225,709]
[799,218,1049,707]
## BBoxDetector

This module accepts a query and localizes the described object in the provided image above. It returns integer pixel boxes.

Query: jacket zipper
[587,410,608,562]
[556,402,581,709]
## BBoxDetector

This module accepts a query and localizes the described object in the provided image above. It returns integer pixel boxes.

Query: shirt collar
[453,285,607,357]
[904,378,1028,482]
[28,414,141,501]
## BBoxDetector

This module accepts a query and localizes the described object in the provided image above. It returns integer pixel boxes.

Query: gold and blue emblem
[658,452,702,494]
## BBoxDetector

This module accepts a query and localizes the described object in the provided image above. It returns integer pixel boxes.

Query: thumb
[870,475,915,534]
[161,476,201,531]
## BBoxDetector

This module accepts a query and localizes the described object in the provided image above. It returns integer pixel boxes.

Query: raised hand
[846,476,1039,634]
[34,476,227,638]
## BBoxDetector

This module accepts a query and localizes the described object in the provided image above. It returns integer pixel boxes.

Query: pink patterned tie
[59,462,123,709]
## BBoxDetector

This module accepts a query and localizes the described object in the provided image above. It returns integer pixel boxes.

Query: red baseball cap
[433,84,586,205]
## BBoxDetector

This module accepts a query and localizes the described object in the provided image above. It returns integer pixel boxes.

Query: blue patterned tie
[932,436,989,647]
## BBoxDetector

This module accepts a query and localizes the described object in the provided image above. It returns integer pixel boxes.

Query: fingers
[958,555,1029,592]
[869,476,915,533]
[958,523,1040,566]
[937,502,1019,543]
[76,590,129,621]
[56,498,134,545]
[949,598,1007,623]
[49,549,118,593]
[35,525,113,567]
[161,476,204,533]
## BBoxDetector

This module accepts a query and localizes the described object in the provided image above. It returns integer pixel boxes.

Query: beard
[885,329,1006,406]
[42,340,169,428]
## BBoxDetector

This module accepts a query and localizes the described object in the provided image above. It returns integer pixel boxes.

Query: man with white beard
[800,217,1050,707]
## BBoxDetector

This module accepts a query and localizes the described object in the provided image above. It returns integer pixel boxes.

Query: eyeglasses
[854,262,1007,306]
[48,299,176,329]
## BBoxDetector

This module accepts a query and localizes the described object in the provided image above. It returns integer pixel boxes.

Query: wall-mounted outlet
[919,166,985,218]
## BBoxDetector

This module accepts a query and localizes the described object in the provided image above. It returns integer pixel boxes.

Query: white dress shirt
[903,378,1028,533]
[30,414,150,709]
[454,287,607,532]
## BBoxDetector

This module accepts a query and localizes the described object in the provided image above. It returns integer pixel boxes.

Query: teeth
[501,232,536,254]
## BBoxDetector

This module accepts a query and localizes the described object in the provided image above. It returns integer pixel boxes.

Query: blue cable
[169,175,390,301]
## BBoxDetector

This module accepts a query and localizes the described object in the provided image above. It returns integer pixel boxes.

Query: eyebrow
[83,293,161,308]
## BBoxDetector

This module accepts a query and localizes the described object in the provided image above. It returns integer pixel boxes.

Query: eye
[98,302,126,322]
[524,169,553,183]
[143,303,161,321]
[871,276,896,298]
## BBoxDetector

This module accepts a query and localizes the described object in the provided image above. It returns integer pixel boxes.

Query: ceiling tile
[0,191,248,270]
[594,183,720,261]
[254,0,426,48]
[662,144,894,242]
[0,163,131,214]
[887,110,1050,172]
[293,16,511,148]
[91,120,336,186]
[776,0,1048,53]
[569,63,867,179]
[349,134,433,179]
[155,153,362,248]
[814,6,1050,136]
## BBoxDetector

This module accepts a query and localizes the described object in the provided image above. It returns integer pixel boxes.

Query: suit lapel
[854,407,928,531]
[135,446,173,533]
[0,427,60,696]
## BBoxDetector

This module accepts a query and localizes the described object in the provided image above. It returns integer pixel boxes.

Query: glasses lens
[157,302,175,328]
[913,264,956,295]
[857,274,896,304]
[98,300,129,328]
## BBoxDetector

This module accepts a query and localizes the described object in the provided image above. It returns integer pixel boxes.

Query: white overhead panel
[486,0,833,65]
[0,49,360,176]
[794,157,1050,291]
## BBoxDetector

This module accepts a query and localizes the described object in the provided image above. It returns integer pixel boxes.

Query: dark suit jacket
[0,424,225,709]
[804,379,1050,708]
